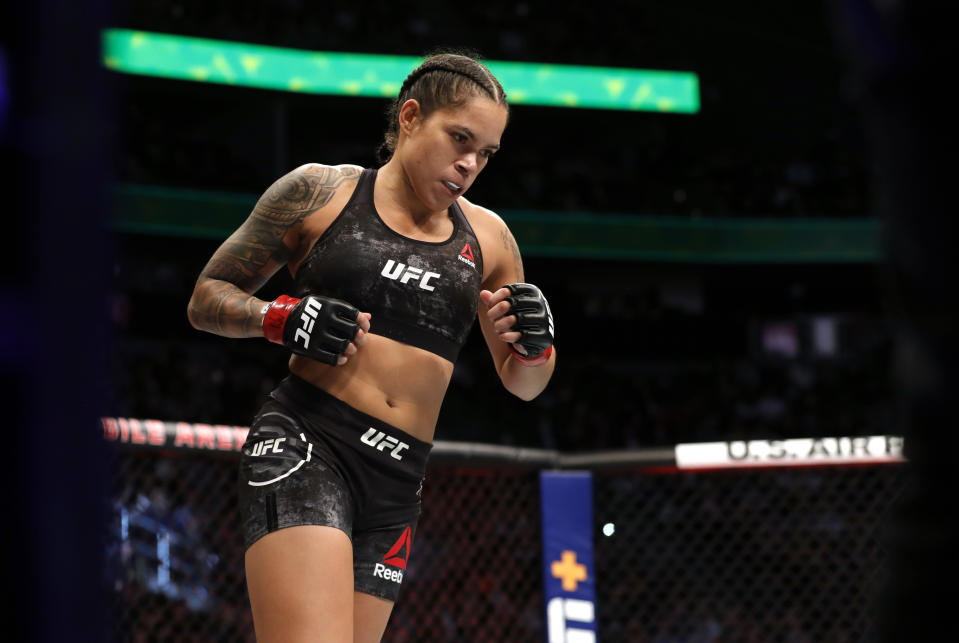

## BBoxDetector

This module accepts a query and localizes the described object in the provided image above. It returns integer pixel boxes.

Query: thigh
[354,591,396,643]
[352,522,416,603]
[351,522,418,641]
[245,525,354,643]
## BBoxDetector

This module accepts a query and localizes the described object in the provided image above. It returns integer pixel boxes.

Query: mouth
[443,180,463,196]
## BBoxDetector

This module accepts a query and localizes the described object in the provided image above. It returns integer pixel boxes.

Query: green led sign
[102,29,699,113]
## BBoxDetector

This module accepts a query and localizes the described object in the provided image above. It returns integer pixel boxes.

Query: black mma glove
[262,294,360,366]
[504,282,554,366]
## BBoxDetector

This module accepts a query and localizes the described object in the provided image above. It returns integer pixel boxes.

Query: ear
[398,99,421,136]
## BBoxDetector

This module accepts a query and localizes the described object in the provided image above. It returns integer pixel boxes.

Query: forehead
[431,97,508,139]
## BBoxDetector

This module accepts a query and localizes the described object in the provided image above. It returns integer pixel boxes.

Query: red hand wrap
[510,344,552,367]
[262,295,300,344]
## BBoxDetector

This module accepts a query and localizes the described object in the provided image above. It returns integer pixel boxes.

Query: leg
[354,591,396,643]
[351,523,417,642]
[245,525,355,643]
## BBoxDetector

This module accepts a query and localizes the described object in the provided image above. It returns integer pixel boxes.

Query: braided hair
[377,52,508,164]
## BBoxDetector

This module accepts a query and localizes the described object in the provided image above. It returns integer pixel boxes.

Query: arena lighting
[101,28,700,113]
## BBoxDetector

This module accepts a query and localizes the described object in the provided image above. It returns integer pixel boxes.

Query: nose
[455,152,478,176]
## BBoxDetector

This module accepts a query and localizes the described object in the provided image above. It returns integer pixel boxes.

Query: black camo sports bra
[294,168,484,363]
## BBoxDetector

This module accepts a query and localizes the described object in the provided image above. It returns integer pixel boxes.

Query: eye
[481,149,497,159]
[452,133,467,144]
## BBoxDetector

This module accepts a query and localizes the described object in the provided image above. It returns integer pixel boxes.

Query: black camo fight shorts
[238,375,431,601]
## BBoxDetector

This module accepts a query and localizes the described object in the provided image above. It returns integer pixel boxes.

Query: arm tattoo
[501,226,525,282]
[190,165,361,336]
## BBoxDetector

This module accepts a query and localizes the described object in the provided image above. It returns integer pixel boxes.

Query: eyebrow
[454,125,501,150]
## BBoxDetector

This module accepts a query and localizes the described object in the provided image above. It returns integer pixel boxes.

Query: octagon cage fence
[103,417,906,642]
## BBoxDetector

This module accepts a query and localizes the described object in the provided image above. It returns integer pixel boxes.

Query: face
[398,96,508,211]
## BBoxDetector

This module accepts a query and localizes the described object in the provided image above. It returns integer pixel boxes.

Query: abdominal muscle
[287,333,455,443]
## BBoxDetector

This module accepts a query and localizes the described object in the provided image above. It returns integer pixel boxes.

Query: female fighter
[188,51,555,642]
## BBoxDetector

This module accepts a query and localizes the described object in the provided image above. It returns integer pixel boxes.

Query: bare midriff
[288,333,455,443]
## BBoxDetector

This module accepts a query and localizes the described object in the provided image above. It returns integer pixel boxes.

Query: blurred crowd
[112,0,870,218]
[108,455,253,641]
[108,231,895,451]
[110,333,895,450]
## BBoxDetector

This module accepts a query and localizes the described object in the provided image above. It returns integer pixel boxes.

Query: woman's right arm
[187,164,360,338]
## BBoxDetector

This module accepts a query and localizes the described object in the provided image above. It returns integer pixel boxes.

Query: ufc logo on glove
[263,294,360,366]
[295,298,323,348]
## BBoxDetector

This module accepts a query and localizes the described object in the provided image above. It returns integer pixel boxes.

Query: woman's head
[377,52,509,164]
[378,52,510,210]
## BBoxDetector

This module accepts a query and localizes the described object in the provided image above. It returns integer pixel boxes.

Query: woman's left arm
[477,217,556,401]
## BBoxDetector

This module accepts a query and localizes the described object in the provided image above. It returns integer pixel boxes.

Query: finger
[485,287,512,308]
[354,327,367,347]
[357,312,372,332]
[345,341,357,356]
[486,300,514,321]
[337,355,348,366]
[499,330,523,344]
[493,315,517,334]
[479,289,493,305]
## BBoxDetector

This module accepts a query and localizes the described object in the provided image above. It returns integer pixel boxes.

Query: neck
[376,159,446,226]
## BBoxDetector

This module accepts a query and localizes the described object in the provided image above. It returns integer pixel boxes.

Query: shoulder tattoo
[202,166,361,290]
[192,166,360,335]
[255,165,360,226]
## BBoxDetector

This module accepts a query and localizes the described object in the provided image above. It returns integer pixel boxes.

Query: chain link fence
[105,429,905,642]
[108,450,251,642]
[594,466,904,642]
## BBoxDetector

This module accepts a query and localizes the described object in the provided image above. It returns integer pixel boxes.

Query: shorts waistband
[271,375,433,471]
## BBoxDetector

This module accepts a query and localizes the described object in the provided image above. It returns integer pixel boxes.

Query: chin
[432,190,458,210]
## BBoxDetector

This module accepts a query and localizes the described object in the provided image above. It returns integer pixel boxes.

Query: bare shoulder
[297,163,363,213]
[299,162,364,179]
[253,163,361,224]
[457,195,509,237]
[267,163,363,266]
[284,162,363,200]
[456,196,524,284]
